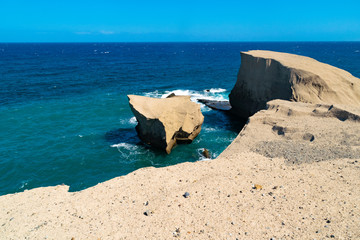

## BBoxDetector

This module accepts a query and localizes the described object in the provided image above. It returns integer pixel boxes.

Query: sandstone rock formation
[223,99,360,164]
[128,95,204,153]
[229,50,360,118]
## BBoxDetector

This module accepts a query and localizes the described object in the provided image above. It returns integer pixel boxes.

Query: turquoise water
[0,89,240,194]
[1,42,359,195]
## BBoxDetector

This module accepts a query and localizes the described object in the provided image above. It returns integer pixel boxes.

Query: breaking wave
[144,88,229,112]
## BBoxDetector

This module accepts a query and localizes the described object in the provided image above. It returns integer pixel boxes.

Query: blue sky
[1,0,360,42]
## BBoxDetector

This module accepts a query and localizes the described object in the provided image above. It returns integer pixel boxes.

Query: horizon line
[1,40,360,44]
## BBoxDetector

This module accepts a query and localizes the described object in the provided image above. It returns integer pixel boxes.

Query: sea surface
[0,42,359,195]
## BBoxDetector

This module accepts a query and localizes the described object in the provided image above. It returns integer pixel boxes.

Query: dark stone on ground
[144,210,152,216]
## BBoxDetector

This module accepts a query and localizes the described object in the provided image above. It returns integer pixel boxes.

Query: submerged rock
[202,148,211,159]
[229,50,360,118]
[128,95,204,154]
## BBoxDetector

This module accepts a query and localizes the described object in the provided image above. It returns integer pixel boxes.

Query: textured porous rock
[128,95,204,154]
[229,50,360,118]
[222,99,360,164]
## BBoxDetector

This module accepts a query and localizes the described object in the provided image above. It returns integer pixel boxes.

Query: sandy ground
[0,100,359,239]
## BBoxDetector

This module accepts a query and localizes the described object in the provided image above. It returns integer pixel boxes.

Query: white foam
[144,90,163,98]
[206,88,226,93]
[161,89,227,101]
[161,89,193,98]
[111,142,141,160]
[129,116,137,125]
[203,127,218,132]
[119,117,137,126]
[197,148,213,161]
[19,180,29,189]
[110,142,137,150]
[111,143,158,163]
[144,88,228,112]
[199,157,212,162]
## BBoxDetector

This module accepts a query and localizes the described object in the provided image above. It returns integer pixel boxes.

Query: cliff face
[229,50,360,118]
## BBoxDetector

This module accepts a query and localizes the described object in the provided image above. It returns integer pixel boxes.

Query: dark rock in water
[202,148,211,158]
[166,93,176,98]
[198,99,232,111]
[205,89,210,92]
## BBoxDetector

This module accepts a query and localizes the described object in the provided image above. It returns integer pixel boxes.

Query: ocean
[0,42,359,195]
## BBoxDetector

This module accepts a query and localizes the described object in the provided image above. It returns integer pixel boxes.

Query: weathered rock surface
[197,99,232,111]
[229,50,360,118]
[128,95,204,153]
[223,99,360,164]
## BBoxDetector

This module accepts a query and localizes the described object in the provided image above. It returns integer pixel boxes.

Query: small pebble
[173,228,181,237]
[144,210,152,216]
[183,192,190,198]
[252,184,262,190]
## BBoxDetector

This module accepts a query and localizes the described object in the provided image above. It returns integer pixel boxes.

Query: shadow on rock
[203,110,247,133]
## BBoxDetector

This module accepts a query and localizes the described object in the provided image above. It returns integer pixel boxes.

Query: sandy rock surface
[128,95,204,153]
[229,50,360,118]
[1,100,359,240]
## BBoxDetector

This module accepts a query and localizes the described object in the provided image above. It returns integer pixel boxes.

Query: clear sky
[1,0,360,42]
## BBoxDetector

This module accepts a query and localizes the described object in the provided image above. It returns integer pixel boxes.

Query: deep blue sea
[0,42,359,195]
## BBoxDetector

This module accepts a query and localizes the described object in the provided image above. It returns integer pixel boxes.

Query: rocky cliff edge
[229,50,360,118]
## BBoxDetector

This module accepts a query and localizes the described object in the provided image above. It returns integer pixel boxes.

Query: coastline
[1,100,359,239]
[1,49,360,239]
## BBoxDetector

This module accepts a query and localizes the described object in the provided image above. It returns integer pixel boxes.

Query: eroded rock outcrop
[222,99,360,164]
[229,50,360,118]
[128,95,204,153]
